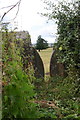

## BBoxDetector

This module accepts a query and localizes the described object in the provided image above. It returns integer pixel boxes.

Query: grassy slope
[38,48,53,74]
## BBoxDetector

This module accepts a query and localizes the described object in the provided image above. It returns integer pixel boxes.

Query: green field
[38,48,53,74]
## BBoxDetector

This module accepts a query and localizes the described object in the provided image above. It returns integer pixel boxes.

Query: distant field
[38,48,53,74]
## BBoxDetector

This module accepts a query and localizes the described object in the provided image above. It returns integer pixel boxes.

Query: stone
[21,46,44,79]
[32,48,44,79]
[16,31,30,40]
[15,31,44,79]
[50,50,65,77]
[16,31,32,70]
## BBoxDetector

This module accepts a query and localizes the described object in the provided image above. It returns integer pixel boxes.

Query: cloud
[0,0,58,43]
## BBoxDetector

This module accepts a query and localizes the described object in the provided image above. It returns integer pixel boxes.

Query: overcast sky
[0,0,74,43]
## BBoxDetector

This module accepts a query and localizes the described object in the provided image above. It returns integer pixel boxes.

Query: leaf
[59,46,62,51]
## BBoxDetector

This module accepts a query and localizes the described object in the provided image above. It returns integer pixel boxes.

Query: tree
[36,35,48,51]
[43,0,80,72]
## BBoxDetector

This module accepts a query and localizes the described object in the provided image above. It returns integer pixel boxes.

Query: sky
[0,0,74,43]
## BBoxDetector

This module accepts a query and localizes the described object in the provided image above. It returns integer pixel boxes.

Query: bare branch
[12,0,21,21]
[0,5,14,10]
[0,0,21,22]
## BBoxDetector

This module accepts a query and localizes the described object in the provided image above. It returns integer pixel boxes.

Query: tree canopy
[36,35,48,51]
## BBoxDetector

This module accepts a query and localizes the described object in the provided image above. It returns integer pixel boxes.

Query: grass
[38,48,53,74]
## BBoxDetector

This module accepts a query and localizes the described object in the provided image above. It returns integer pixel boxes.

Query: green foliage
[36,35,48,51]
[45,0,80,72]
[2,1,80,119]
[35,74,80,119]
[38,108,57,119]
[2,62,37,118]
[2,28,40,119]
[40,2,80,118]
